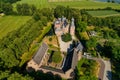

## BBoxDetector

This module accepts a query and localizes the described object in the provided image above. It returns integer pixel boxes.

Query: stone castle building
[27,42,83,79]
[27,17,83,79]
[54,17,75,36]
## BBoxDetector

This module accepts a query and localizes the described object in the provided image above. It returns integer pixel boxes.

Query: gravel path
[103,60,112,80]
[58,36,72,52]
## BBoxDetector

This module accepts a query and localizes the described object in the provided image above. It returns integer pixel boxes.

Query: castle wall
[38,68,74,79]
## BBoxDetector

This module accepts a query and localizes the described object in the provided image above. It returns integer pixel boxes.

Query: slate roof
[41,66,64,73]
[33,43,48,65]
[71,50,78,69]
[62,48,78,72]
[76,42,83,52]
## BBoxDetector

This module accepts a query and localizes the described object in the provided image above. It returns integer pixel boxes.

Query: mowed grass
[49,1,120,9]
[0,16,31,39]
[48,0,81,2]
[87,10,120,17]
[14,0,120,9]
[13,0,49,9]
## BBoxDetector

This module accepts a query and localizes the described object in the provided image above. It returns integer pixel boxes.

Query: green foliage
[1,3,13,15]
[61,33,72,42]
[49,37,52,41]
[8,72,33,80]
[29,71,62,80]
[54,5,81,21]
[41,16,48,26]
[103,41,120,79]
[76,58,98,80]
[76,21,87,32]
[16,3,36,15]
[52,51,62,63]
[102,29,119,39]
[41,8,54,21]
[0,71,10,80]
[0,17,49,68]
[20,23,52,66]
[14,0,48,9]
[54,5,66,18]
[33,8,53,22]
[86,38,97,49]
[2,0,21,3]
[0,49,19,68]
[0,71,33,80]
[77,58,85,71]
[103,41,120,61]
[111,46,120,61]
[14,0,120,9]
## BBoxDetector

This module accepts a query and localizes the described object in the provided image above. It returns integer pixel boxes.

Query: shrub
[49,37,52,41]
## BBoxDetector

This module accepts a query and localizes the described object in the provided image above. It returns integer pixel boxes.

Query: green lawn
[87,10,120,17]
[52,51,62,63]
[0,16,31,39]
[14,0,120,9]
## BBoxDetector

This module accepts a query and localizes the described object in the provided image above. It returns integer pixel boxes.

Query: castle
[27,17,83,79]
[54,17,75,36]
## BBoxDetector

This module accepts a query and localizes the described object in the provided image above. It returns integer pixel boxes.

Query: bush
[61,33,72,42]
[52,51,62,63]
[49,37,52,41]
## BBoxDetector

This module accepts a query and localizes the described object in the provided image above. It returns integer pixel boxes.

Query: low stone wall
[38,67,74,79]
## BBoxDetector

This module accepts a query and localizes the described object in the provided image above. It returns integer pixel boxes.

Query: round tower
[70,18,75,36]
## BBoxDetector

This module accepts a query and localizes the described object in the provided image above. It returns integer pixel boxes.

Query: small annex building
[27,42,48,71]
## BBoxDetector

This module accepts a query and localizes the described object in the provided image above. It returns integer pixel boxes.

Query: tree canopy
[61,33,72,42]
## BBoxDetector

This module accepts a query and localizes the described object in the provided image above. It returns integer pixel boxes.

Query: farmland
[87,10,120,17]
[14,0,120,9]
[0,16,31,39]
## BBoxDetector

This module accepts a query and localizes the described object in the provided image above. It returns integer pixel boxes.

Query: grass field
[0,16,31,39]
[87,10,120,17]
[13,0,48,9]
[14,0,120,9]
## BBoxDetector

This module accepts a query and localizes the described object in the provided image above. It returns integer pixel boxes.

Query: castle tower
[70,18,75,36]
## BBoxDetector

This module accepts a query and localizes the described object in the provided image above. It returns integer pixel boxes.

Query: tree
[41,8,54,21]
[2,3,13,15]
[33,10,42,21]
[30,5,36,15]
[111,46,120,61]
[86,38,97,49]
[54,5,66,18]
[2,0,21,3]
[21,3,30,15]
[0,49,19,68]
[0,70,10,80]
[61,33,72,42]
[41,16,48,26]
[76,21,87,32]
[16,3,36,15]
[16,4,23,15]
[7,72,33,80]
